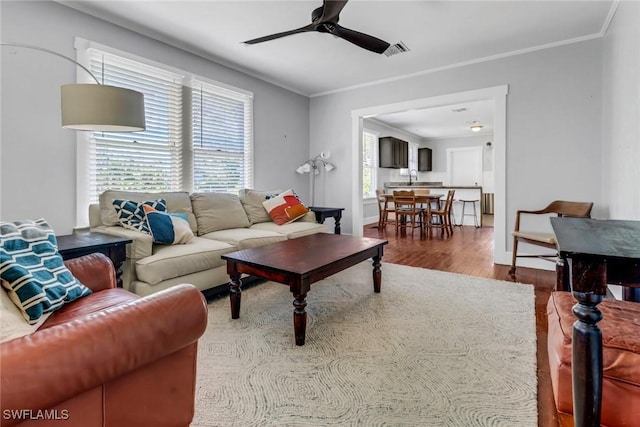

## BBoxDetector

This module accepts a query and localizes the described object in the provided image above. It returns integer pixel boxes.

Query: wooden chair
[413,188,430,210]
[393,190,423,237]
[509,200,593,275]
[428,190,455,238]
[375,188,394,229]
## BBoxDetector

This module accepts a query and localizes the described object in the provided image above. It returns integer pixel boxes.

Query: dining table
[381,193,444,236]
[382,193,444,209]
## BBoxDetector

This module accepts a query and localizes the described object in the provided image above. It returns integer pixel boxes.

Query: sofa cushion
[135,237,235,285]
[201,228,287,250]
[190,192,251,235]
[238,188,283,224]
[1,287,51,342]
[0,219,92,324]
[262,190,309,225]
[250,220,327,239]
[100,190,197,233]
[113,198,166,234]
[39,288,137,330]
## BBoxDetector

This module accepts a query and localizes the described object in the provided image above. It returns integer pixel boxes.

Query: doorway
[351,85,509,265]
[447,146,483,187]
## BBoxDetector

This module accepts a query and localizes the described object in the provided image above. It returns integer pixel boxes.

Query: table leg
[569,258,606,427]
[334,214,342,235]
[109,246,127,288]
[293,293,307,346]
[372,255,382,293]
[229,272,242,319]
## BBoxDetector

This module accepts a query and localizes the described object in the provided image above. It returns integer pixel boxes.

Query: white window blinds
[87,49,183,202]
[192,80,253,193]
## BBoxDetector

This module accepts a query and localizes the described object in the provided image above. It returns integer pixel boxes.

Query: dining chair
[413,188,430,210]
[393,190,423,237]
[428,189,455,238]
[375,188,394,229]
[509,200,593,275]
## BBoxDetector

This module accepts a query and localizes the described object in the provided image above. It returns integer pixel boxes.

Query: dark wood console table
[57,232,132,288]
[551,217,640,427]
[308,207,345,234]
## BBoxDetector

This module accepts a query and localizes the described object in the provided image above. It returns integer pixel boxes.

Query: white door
[447,147,483,186]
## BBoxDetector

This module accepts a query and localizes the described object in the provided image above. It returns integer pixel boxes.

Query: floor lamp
[295,152,336,206]
[1,42,146,132]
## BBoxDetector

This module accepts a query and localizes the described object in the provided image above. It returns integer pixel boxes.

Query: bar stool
[457,199,480,228]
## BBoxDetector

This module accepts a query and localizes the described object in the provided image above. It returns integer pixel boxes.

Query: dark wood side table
[56,232,132,288]
[308,207,345,234]
[551,217,640,427]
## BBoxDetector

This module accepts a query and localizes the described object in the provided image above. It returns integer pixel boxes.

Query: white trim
[313,35,600,97]
[351,85,510,268]
[600,1,620,36]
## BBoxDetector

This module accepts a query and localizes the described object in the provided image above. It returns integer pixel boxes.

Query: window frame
[362,129,379,199]
[74,37,253,228]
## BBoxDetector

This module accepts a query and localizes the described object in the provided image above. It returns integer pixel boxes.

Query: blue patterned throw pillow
[112,198,167,234]
[142,205,194,245]
[0,219,92,324]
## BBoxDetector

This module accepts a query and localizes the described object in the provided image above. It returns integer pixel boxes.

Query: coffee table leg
[372,255,382,293]
[293,293,307,346]
[229,272,242,319]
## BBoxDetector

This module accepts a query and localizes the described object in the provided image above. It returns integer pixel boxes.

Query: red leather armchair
[1,253,208,427]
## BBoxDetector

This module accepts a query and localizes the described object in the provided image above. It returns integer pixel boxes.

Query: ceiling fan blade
[319,0,349,22]
[330,24,391,54]
[244,24,315,45]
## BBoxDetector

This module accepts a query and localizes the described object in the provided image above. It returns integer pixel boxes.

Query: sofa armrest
[0,284,208,420]
[64,253,116,293]
[91,225,153,258]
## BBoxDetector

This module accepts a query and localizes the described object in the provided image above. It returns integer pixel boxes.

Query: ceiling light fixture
[470,121,483,132]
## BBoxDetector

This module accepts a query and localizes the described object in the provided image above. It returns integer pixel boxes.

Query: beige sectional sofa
[89,189,327,296]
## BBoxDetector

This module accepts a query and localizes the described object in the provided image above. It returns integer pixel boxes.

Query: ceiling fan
[243,0,391,54]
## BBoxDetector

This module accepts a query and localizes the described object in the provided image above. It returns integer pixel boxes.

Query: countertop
[385,182,483,190]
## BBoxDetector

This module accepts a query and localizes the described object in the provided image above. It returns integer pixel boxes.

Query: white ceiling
[58,0,615,138]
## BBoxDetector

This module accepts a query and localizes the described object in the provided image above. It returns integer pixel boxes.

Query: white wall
[310,40,603,264]
[0,0,311,234]
[602,1,640,219]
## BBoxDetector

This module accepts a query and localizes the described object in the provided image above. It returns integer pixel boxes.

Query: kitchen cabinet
[418,148,432,171]
[379,136,408,168]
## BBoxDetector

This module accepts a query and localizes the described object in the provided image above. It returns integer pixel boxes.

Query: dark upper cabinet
[379,136,408,168]
[418,147,432,171]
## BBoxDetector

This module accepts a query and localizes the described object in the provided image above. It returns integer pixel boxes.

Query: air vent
[384,41,410,57]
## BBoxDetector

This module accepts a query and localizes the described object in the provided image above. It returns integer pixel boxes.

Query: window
[400,142,419,176]
[75,39,253,226]
[87,50,184,201]
[192,80,253,193]
[362,130,378,198]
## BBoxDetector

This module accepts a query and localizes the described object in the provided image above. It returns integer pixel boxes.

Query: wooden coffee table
[221,233,388,345]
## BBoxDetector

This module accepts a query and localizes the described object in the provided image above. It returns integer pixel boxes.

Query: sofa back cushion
[190,192,251,235]
[99,190,197,233]
[238,189,283,224]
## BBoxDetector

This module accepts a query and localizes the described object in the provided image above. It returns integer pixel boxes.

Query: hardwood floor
[363,221,561,427]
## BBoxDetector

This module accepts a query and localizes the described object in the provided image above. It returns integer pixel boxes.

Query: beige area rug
[193,262,537,426]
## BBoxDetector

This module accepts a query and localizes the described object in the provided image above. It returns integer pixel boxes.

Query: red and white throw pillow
[262,190,309,225]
